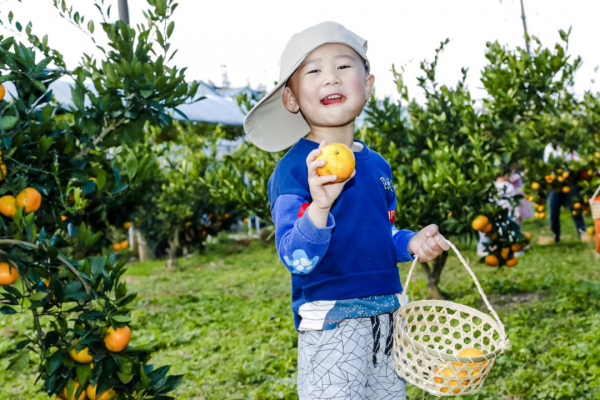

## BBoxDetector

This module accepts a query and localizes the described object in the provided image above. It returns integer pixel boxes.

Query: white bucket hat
[243,21,369,152]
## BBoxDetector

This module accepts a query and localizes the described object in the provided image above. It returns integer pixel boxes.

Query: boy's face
[282,43,374,128]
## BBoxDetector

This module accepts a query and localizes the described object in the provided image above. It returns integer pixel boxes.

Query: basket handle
[590,183,600,205]
[401,238,507,341]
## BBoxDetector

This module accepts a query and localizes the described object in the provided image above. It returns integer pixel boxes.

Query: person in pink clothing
[508,161,534,224]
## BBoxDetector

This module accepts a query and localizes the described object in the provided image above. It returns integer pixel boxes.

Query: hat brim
[243,57,310,152]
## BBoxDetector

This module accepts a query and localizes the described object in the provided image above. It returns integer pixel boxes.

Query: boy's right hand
[306,140,356,227]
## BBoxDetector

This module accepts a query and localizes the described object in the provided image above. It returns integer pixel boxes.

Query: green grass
[0,211,599,399]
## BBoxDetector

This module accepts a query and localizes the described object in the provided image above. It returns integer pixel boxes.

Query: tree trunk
[420,251,449,300]
[166,229,179,271]
[135,230,154,262]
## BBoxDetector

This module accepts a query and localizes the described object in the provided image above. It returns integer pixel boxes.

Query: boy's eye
[307,65,351,74]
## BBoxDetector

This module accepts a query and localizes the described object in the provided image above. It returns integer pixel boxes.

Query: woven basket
[393,239,510,397]
[591,185,600,220]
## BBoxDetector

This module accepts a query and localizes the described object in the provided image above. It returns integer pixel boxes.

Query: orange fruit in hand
[484,255,499,267]
[315,143,355,183]
[471,215,489,231]
[16,187,42,213]
[0,195,17,217]
[68,341,93,364]
[506,258,518,267]
[0,262,19,285]
[104,326,131,352]
[480,223,493,233]
[61,380,86,400]
[86,384,116,400]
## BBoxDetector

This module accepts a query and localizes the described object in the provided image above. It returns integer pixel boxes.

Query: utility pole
[519,0,531,55]
[118,0,130,25]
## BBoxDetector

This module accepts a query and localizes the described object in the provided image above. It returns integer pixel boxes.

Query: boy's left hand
[408,224,450,262]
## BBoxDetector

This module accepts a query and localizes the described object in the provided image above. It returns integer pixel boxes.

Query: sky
[2,0,600,103]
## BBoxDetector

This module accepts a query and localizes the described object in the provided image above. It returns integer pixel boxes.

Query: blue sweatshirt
[268,138,417,331]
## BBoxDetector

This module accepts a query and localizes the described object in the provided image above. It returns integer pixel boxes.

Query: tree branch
[0,251,46,352]
[0,239,92,295]
[74,118,127,159]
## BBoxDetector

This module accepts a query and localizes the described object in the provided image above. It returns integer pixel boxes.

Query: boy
[244,21,449,399]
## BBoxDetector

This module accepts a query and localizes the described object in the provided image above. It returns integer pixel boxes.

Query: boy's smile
[321,94,347,106]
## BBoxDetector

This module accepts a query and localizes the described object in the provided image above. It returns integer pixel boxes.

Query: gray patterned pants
[297,312,406,399]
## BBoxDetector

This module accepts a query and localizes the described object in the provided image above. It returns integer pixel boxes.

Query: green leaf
[156,0,167,16]
[112,314,132,323]
[79,310,103,320]
[93,168,107,192]
[76,363,91,386]
[124,341,160,353]
[167,21,175,38]
[6,350,29,371]
[71,86,85,110]
[29,292,48,301]
[140,363,150,388]
[156,375,184,394]
[117,371,133,384]
[0,116,19,130]
[87,20,94,34]
[125,151,138,179]
[46,351,62,375]
[0,305,17,315]
[90,255,108,281]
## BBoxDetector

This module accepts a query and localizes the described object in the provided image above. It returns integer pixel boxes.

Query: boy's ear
[282,86,300,113]
[365,73,375,100]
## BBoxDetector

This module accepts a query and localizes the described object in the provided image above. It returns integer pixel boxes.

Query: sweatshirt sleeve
[271,194,335,275]
[388,189,417,263]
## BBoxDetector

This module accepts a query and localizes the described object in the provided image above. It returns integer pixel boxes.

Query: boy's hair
[285,58,370,90]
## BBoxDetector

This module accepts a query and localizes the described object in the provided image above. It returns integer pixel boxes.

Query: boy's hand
[408,224,450,262]
[306,140,356,225]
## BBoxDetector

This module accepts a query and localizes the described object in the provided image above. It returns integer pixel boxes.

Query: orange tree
[0,0,198,398]
[480,30,582,163]
[479,29,597,204]
[362,40,522,299]
[201,92,284,226]
[133,122,240,270]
